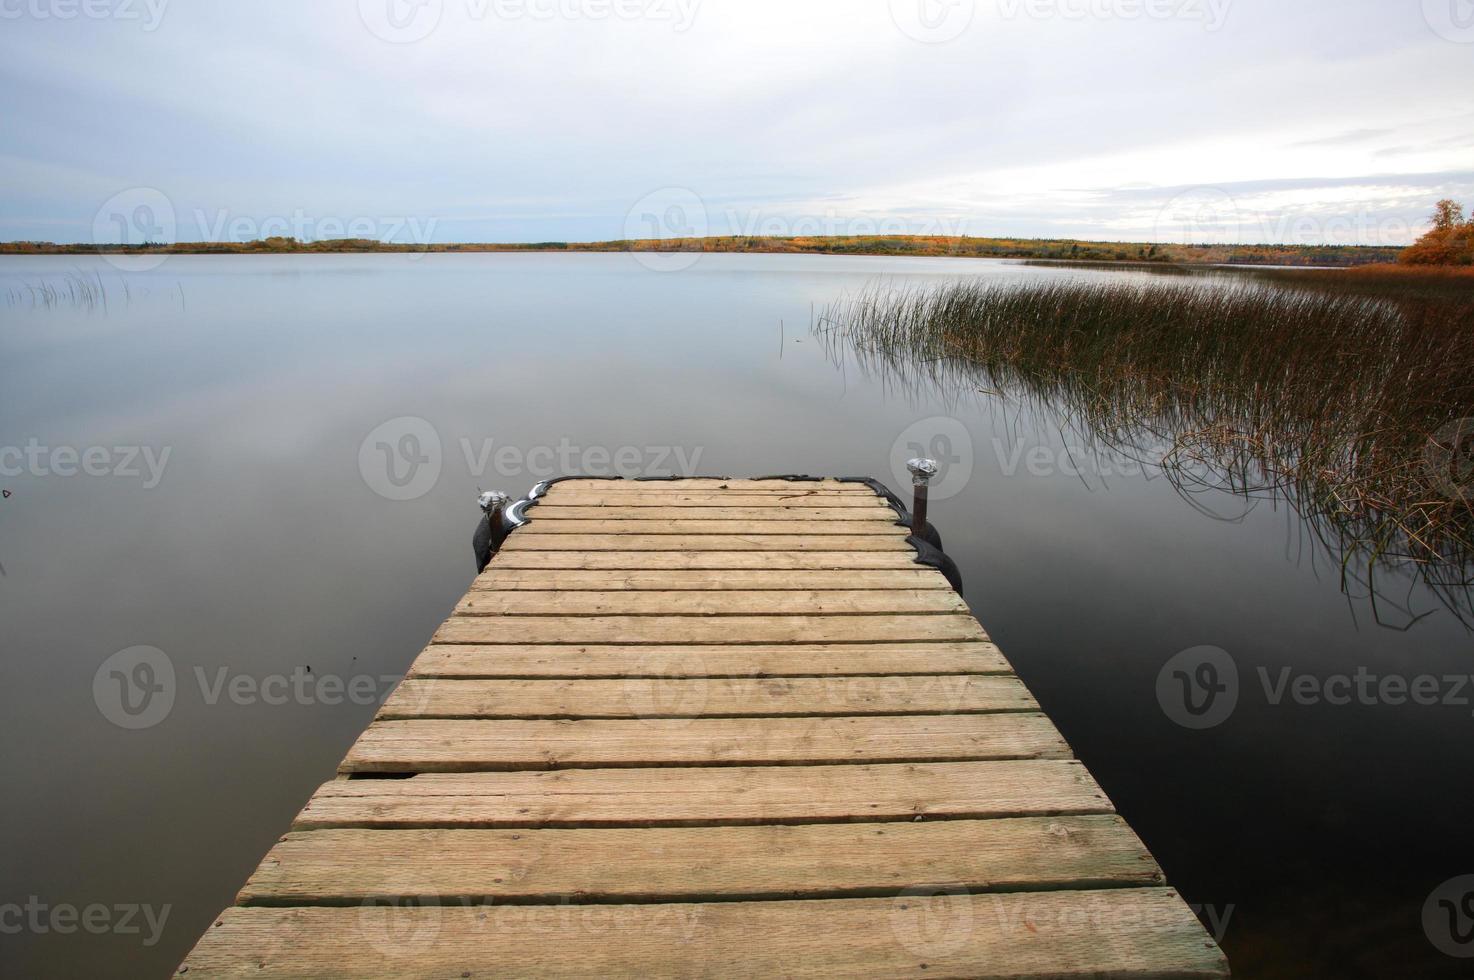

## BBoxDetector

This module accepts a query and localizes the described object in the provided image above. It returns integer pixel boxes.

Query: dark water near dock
[1,253,1471,978]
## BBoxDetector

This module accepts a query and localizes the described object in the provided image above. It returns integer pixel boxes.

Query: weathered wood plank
[530,506,900,520]
[240,816,1162,905]
[298,760,1107,829]
[340,714,1070,772]
[501,534,915,552]
[433,614,986,645]
[181,890,1229,979]
[542,478,873,492]
[518,519,905,536]
[177,474,1229,980]
[379,675,1035,720]
[407,642,1012,678]
[487,551,928,570]
[536,492,888,508]
[454,589,968,617]
[470,568,952,591]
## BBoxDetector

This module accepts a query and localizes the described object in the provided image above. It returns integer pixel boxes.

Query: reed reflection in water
[817,270,1474,626]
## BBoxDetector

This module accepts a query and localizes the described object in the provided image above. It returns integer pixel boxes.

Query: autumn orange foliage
[1401,199,1474,266]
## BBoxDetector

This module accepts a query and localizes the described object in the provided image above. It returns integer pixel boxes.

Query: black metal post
[906,458,938,536]
[912,483,929,536]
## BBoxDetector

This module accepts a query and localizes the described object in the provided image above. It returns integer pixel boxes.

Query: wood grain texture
[297,760,1111,829]
[516,519,905,536]
[487,550,928,570]
[453,589,968,617]
[180,890,1229,979]
[433,614,986,645]
[340,713,1073,772]
[379,675,1035,720]
[535,492,889,508]
[501,534,916,552]
[470,568,952,591]
[530,506,900,520]
[543,478,873,493]
[407,642,1013,678]
[176,477,1227,980]
[240,816,1162,905]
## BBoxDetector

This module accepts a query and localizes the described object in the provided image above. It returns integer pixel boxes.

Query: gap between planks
[177,478,1230,980]
[339,713,1073,773]
[297,760,1111,829]
[453,589,969,617]
[433,614,986,645]
[237,815,1164,906]
[377,675,1037,720]
[407,642,1013,678]
[179,889,1229,979]
[469,569,953,591]
[485,551,932,570]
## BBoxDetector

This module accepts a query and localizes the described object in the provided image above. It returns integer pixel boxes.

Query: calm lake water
[2,253,1471,979]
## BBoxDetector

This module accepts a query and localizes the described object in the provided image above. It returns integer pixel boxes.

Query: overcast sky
[2,0,1471,246]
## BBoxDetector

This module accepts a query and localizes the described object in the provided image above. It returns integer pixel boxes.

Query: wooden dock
[179,478,1229,978]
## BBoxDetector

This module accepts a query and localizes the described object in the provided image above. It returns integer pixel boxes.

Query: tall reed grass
[4,270,119,313]
[819,272,1474,623]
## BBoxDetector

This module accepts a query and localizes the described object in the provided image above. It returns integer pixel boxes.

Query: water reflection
[817,272,1474,627]
[3,253,1473,979]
